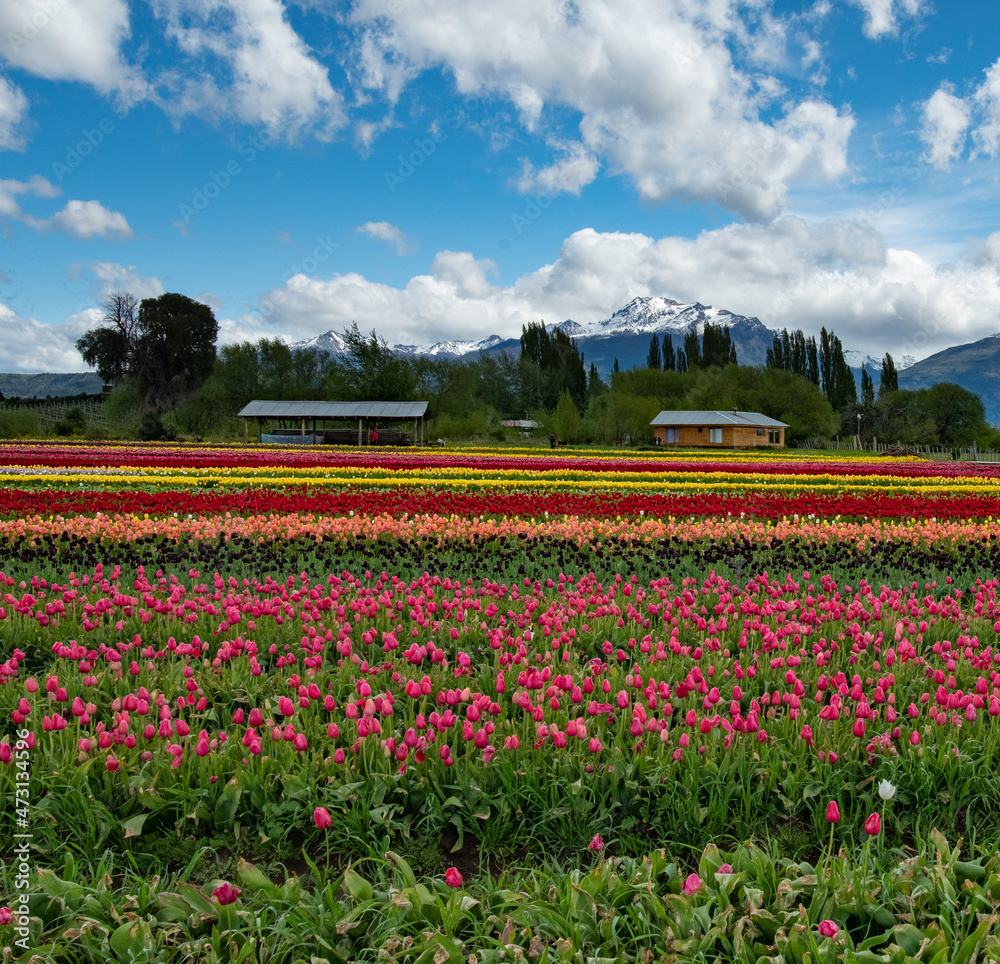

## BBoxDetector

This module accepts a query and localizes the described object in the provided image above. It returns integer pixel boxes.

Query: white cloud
[349,0,854,220]
[0,75,29,150]
[918,86,970,169]
[0,0,144,97]
[151,0,346,139]
[250,221,1000,365]
[356,220,411,255]
[0,175,132,239]
[0,302,98,373]
[0,173,60,220]
[28,199,134,239]
[848,0,922,40]
[89,262,165,301]
[516,141,600,196]
[972,59,1000,157]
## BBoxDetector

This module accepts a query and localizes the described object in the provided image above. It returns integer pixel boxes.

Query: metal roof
[650,410,789,428]
[238,400,428,418]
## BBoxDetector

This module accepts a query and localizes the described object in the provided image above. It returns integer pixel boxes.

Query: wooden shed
[649,410,788,448]
[237,400,429,446]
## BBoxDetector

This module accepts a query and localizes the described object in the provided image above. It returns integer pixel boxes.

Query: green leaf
[214,779,241,830]
[237,858,279,897]
[386,851,418,890]
[951,918,992,964]
[122,814,148,838]
[109,920,151,962]
[343,866,373,902]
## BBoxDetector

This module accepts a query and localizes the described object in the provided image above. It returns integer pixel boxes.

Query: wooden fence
[796,438,1000,462]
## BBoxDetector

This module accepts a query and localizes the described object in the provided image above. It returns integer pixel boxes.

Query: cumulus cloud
[0,0,144,97]
[89,262,165,301]
[151,0,346,139]
[0,76,29,151]
[0,174,133,239]
[32,199,134,239]
[516,141,600,196]
[349,0,854,220]
[918,86,971,169]
[972,59,1000,157]
[0,302,99,373]
[356,221,411,255]
[250,221,1000,364]
[848,0,922,40]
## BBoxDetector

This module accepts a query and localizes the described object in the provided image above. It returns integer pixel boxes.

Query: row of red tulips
[3,486,1000,521]
[3,442,998,479]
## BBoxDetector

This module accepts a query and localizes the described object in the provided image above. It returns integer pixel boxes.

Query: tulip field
[2,440,1000,963]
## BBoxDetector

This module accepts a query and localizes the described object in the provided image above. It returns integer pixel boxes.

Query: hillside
[0,372,104,399]
[898,334,1000,424]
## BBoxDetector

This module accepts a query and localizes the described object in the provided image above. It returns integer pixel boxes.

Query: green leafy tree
[587,362,606,400]
[75,292,139,385]
[860,364,875,408]
[334,323,418,401]
[662,334,676,372]
[683,329,701,368]
[646,334,662,370]
[552,389,581,442]
[131,293,219,411]
[879,353,898,396]
[922,382,986,445]
[518,321,587,409]
[77,291,218,411]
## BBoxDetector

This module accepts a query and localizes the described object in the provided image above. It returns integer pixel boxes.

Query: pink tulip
[588,834,604,852]
[864,812,881,836]
[826,801,840,823]
[817,920,839,939]
[682,873,702,895]
[445,867,463,887]
[313,807,332,829]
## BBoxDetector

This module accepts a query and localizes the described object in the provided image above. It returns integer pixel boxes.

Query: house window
[709,428,722,443]
[697,427,703,433]
[664,428,678,443]
[768,430,776,443]
[757,428,764,436]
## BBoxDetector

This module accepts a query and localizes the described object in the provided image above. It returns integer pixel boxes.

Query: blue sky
[1,0,1000,373]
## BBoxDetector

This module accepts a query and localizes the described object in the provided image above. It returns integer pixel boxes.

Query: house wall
[653,423,784,447]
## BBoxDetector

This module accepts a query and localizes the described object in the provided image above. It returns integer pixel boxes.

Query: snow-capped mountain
[843,348,917,372]
[291,330,504,360]
[290,297,774,369]
[288,295,921,377]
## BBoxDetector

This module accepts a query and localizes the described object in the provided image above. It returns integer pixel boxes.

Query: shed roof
[238,400,428,419]
[650,410,789,428]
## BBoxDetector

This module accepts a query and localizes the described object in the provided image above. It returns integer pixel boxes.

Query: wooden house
[649,410,788,448]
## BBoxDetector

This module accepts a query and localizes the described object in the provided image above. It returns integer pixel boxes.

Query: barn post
[358,418,362,447]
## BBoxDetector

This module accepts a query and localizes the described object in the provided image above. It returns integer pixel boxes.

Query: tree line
[62,291,998,449]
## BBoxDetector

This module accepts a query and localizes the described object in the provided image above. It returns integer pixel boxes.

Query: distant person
[371,426,379,445]
[549,432,556,449]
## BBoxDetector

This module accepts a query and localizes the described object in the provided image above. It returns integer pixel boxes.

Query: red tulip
[825,801,840,823]
[445,867,463,888]
[213,883,240,905]
[864,812,881,836]
[313,806,332,829]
